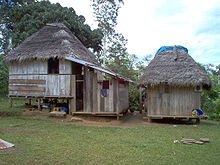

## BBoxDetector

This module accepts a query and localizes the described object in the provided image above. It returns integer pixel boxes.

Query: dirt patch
[68,112,171,128]
[21,109,198,128]
[0,128,43,135]
[21,109,171,128]
[0,147,16,153]
[0,111,20,117]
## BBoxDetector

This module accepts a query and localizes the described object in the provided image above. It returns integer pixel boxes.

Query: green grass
[0,98,220,165]
[0,97,26,116]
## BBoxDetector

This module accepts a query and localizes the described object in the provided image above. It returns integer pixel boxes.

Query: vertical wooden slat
[69,75,76,114]
[90,70,93,112]
[83,67,86,112]
[116,80,119,113]
[93,72,98,112]
[97,83,101,112]
[37,98,41,110]
[108,80,113,112]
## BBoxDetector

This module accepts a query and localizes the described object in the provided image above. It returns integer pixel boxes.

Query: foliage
[200,64,220,120]
[92,0,123,64]
[0,0,103,53]
[0,54,8,95]
[92,0,148,111]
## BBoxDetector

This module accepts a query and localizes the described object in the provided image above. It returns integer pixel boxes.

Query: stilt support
[9,97,13,108]
[117,115,120,120]
[28,99,32,105]
[195,118,200,124]
[37,98,41,110]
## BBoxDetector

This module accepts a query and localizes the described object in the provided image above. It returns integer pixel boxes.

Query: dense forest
[0,0,219,119]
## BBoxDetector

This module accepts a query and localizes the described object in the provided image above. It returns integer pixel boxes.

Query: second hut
[139,45,211,122]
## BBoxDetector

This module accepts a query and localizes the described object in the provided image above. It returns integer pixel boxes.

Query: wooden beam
[9,85,45,92]
[72,112,123,116]
[9,79,46,84]
[8,95,73,99]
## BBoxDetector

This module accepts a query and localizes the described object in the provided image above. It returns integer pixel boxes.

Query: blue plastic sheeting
[156,45,188,54]
[192,109,204,116]
[0,0,14,7]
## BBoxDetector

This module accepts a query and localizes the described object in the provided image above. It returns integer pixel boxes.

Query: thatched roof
[6,23,100,65]
[139,46,211,89]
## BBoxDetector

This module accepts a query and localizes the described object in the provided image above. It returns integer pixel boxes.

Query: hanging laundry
[101,89,107,97]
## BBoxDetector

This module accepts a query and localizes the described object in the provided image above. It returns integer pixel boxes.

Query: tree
[199,64,220,120]
[92,0,151,111]
[0,53,8,95]
[0,0,103,53]
[92,0,124,63]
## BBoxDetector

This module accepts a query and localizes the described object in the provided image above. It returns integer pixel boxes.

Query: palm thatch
[139,46,211,89]
[6,23,100,66]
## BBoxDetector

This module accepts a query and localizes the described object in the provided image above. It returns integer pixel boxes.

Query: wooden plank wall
[8,60,72,97]
[9,59,130,114]
[9,75,71,97]
[147,85,201,116]
[9,60,47,74]
[9,75,47,96]
[118,83,129,113]
[83,69,128,113]
[46,75,71,96]
[59,60,71,74]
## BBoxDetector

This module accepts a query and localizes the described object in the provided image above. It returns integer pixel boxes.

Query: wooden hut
[139,46,211,122]
[6,23,130,119]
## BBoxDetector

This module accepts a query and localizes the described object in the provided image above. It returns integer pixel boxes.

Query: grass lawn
[0,98,220,165]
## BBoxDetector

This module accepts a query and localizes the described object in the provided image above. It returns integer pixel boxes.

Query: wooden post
[28,99,32,105]
[139,88,142,105]
[117,114,120,120]
[196,118,200,124]
[93,72,98,112]
[83,67,87,112]
[116,80,119,113]
[69,75,76,114]
[139,88,142,113]
[9,97,13,108]
[37,98,41,110]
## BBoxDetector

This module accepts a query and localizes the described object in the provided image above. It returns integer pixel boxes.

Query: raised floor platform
[145,115,200,123]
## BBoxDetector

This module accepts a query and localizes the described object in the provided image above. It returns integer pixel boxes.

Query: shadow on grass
[150,119,197,125]
[149,118,219,126]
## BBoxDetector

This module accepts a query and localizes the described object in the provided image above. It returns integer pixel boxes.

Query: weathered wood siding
[9,60,47,74]
[59,60,71,74]
[118,83,129,113]
[8,60,71,97]
[8,59,130,114]
[83,67,114,113]
[82,68,129,113]
[147,85,201,116]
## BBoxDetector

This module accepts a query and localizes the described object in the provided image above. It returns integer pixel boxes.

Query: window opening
[48,58,59,74]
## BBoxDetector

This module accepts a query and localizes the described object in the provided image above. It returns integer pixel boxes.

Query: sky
[49,0,220,66]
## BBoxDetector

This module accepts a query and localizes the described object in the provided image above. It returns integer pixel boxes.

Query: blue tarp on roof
[156,45,188,54]
[0,0,14,7]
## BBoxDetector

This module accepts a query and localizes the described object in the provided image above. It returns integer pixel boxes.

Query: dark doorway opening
[72,62,84,112]
[48,58,59,74]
